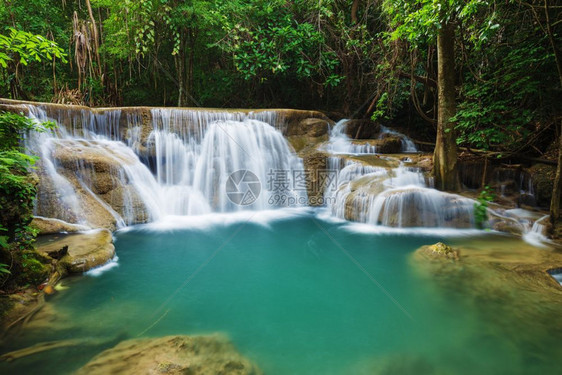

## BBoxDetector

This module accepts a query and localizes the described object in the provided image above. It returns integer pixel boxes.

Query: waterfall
[326,158,476,228]
[378,125,417,152]
[325,120,417,154]
[23,105,306,228]
[521,214,550,247]
[324,122,477,228]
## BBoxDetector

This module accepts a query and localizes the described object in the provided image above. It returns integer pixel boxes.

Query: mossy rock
[37,229,115,274]
[416,242,460,261]
[14,250,51,286]
[76,334,262,375]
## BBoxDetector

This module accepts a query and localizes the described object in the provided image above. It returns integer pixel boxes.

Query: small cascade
[326,157,476,228]
[324,120,418,154]
[325,120,376,154]
[522,214,550,247]
[22,104,306,228]
[26,106,161,226]
[378,125,417,152]
[323,121,477,228]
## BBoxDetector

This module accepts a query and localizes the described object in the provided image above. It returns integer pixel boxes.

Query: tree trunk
[351,0,360,24]
[544,0,562,226]
[175,48,186,107]
[85,0,102,77]
[552,123,562,226]
[433,21,459,191]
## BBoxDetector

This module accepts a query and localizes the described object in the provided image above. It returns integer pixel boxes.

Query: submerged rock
[37,229,115,273]
[410,237,562,360]
[75,334,262,375]
[416,242,460,261]
[360,354,442,375]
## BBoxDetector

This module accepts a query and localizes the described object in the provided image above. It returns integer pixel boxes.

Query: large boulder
[287,118,330,137]
[344,186,475,228]
[344,119,380,139]
[75,335,262,375]
[278,109,334,137]
[36,139,151,229]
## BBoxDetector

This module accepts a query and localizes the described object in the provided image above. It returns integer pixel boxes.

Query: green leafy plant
[0,263,11,275]
[371,93,390,122]
[0,111,56,289]
[474,185,495,229]
[0,28,67,68]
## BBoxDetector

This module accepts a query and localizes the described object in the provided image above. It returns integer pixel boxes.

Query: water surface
[2,210,561,374]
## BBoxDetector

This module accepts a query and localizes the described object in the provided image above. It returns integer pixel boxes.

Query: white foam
[338,221,484,237]
[119,207,313,232]
[85,256,119,277]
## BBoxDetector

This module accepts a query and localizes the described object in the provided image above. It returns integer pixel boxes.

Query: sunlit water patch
[2,212,562,374]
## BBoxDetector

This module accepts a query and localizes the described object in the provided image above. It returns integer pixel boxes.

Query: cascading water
[378,125,417,152]
[323,122,477,228]
[23,104,306,228]
[325,119,417,154]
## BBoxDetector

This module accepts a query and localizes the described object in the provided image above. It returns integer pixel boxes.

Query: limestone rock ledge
[37,229,115,273]
[75,334,262,375]
[30,216,90,235]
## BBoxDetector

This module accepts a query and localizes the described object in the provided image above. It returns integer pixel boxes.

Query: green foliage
[0,263,10,275]
[371,93,390,122]
[0,111,54,289]
[214,0,343,87]
[474,185,495,229]
[0,112,53,249]
[14,250,49,285]
[0,28,66,68]
[383,0,492,44]
[454,37,555,151]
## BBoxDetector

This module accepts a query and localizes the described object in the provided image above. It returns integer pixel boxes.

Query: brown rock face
[301,151,328,206]
[344,119,380,139]
[36,139,150,229]
[279,110,334,137]
[75,335,262,375]
[287,118,330,137]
